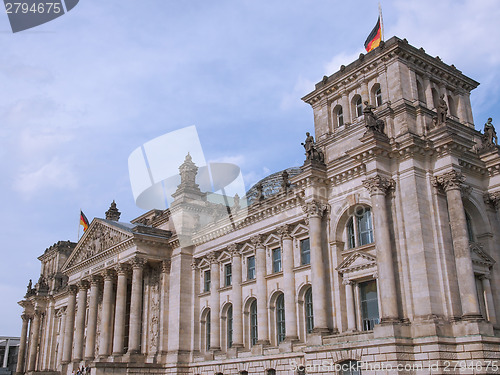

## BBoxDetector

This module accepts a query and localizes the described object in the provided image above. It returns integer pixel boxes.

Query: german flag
[364,17,382,52]
[80,210,90,232]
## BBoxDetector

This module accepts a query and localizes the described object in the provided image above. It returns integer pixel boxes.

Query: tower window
[300,238,310,265]
[375,88,382,106]
[272,248,282,273]
[247,256,256,280]
[355,97,363,117]
[305,287,314,333]
[360,280,379,331]
[346,208,374,249]
[250,300,258,345]
[225,263,232,286]
[337,106,344,127]
[204,270,211,292]
[276,294,286,344]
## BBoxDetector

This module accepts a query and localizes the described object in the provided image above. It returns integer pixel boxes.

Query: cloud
[13,157,78,196]
[280,76,316,111]
[324,50,365,77]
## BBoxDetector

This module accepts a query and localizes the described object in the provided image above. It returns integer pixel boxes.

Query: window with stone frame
[272,247,282,273]
[204,270,211,292]
[359,280,379,331]
[375,87,382,106]
[247,255,256,280]
[205,310,211,351]
[227,305,233,348]
[339,360,362,375]
[333,105,344,127]
[250,299,258,345]
[465,210,475,242]
[276,293,286,344]
[300,238,310,265]
[305,287,314,333]
[346,207,374,249]
[224,263,232,286]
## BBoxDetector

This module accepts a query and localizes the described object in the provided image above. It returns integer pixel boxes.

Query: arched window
[227,305,233,348]
[339,360,362,375]
[250,300,258,345]
[465,211,474,242]
[375,88,382,106]
[240,372,249,375]
[305,287,314,333]
[267,369,276,375]
[448,94,457,117]
[355,97,363,117]
[206,310,211,351]
[431,88,440,110]
[346,207,374,249]
[276,293,286,344]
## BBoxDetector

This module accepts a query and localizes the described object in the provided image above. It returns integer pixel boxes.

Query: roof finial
[105,200,121,221]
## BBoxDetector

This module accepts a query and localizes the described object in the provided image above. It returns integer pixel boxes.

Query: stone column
[16,313,30,374]
[159,260,171,354]
[85,276,100,359]
[252,235,270,344]
[62,285,77,363]
[27,310,42,371]
[343,279,356,331]
[128,258,145,354]
[303,201,329,333]
[481,274,497,325]
[41,299,55,370]
[56,311,66,367]
[98,270,114,357]
[434,171,482,319]
[363,176,399,322]
[3,338,10,368]
[208,253,221,350]
[341,91,351,124]
[73,280,89,361]
[112,264,128,355]
[278,225,298,340]
[229,245,243,347]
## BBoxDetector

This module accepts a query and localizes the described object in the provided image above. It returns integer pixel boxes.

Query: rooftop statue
[363,101,385,134]
[301,132,325,163]
[482,118,498,149]
[437,94,448,125]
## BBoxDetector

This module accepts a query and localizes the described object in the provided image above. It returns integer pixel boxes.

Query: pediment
[63,220,132,270]
[290,223,308,237]
[470,243,495,267]
[337,251,377,274]
[263,233,280,247]
[240,242,254,254]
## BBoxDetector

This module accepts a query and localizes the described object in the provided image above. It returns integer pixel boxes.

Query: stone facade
[16,37,500,375]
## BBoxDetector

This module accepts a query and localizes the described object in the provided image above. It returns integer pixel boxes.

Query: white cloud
[280,76,316,110]
[13,157,78,196]
[324,50,365,76]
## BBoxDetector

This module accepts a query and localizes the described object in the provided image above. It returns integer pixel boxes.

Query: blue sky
[0,0,499,335]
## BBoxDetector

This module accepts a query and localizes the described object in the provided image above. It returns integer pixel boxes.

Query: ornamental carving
[228,243,241,257]
[302,200,328,218]
[114,263,130,275]
[432,170,465,192]
[277,224,292,239]
[129,257,146,269]
[161,260,171,273]
[250,235,264,248]
[362,175,395,196]
[148,264,161,353]
[484,192,500,209]
[73,223,129,264]
[206,252,218,264]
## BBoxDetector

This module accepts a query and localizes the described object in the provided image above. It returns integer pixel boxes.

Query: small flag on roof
[80,210,90,232]
[364,17,382,52]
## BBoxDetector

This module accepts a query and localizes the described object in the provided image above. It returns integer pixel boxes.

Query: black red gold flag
[80,210,90,232]
[364,17,382,52]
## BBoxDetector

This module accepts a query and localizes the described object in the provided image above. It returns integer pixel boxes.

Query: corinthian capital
[432,170,465,192]
[302,200,328,218]
[250,234,264,248]
[228,243,241,257]
[277,224,292,240]
[484,191,500,210]
[362,175,395,196]
[206,252,218,265]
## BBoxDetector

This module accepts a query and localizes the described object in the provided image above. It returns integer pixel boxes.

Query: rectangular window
[300,238,310,265]
[272,248,282,273]
[204,270,211,292]
[247,256,256,280]
[225,263,232,286]
[360,280,379,331]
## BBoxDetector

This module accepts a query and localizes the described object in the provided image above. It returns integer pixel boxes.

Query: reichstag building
[16,37,500,374]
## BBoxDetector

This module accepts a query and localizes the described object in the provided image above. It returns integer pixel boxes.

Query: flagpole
[379,2,384,42]
[77,208,81,241]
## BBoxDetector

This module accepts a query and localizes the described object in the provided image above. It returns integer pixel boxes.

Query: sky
[0,0,499,336]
